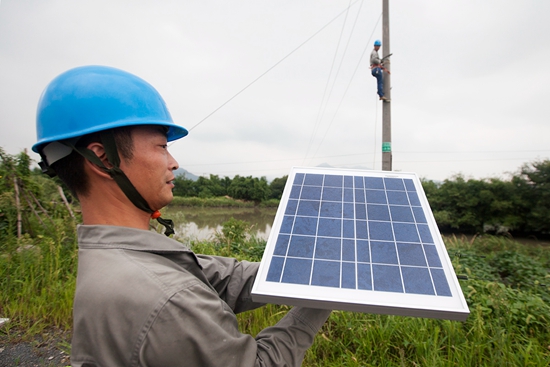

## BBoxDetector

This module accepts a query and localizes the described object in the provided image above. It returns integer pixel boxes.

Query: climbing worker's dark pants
[371,67,384,98]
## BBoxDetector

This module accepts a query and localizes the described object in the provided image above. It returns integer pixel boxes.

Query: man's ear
[84,142,113,179]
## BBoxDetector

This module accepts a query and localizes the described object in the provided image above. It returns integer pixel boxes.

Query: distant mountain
[174,168,199,181]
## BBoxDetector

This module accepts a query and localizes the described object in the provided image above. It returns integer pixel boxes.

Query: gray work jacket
[370,49,382,66]
[71,225,331,367]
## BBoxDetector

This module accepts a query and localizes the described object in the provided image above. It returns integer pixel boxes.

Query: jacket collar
[77,225,191,253]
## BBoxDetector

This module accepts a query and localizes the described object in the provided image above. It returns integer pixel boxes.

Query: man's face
[374,45,380,51]
[119,125,179,211]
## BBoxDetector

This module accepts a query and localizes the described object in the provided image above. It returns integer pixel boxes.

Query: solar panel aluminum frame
[251,167,470,321]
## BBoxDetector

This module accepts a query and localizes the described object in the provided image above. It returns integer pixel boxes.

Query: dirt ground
[0,331,70,367]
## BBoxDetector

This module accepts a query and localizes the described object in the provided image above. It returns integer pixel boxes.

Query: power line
[181,150,550,168]
[307,13,382,164]
[187,0,362,133]
[303,0,356,164]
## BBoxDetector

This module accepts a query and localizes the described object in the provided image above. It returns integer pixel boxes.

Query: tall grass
[0,218,77,337]
[2,216,549,365]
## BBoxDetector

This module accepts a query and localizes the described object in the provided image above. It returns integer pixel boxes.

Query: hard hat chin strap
[65,131,175,237]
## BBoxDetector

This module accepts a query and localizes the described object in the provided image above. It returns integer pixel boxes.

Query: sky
[1,0,549,182]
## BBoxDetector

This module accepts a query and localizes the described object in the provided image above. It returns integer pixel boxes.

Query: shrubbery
[423,160,550,236]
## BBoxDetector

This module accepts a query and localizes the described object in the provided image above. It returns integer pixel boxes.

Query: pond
[163,206,278,242]
[163,206,550,248]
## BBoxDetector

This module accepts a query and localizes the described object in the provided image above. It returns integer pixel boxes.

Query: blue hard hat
[32,65,188,153]
[374,40,381,46]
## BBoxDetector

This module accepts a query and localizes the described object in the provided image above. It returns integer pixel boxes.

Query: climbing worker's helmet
[33,65,188,169]
[374,40,382,46]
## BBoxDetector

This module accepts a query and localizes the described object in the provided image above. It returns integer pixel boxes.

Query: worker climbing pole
[370,39,390,102]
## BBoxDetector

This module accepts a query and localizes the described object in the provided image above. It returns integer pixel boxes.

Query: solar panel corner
[251,166,470,321]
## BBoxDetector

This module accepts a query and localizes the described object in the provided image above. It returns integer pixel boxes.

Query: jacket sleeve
[139,278,331,367]
[196,254,264,313]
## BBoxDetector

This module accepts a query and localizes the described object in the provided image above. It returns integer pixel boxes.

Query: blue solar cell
[287,235,315,258]
[404,179,416,192]
[431,268,452,296]
[274,234,290,256]
[387,190,409,205]
[384,177,405,191]
[401,267,435,295]
[407,191,421,206]
[371,241,398,264]
[357,263,372,290]
[354,176,364,189]
[364,176,384,189]
[324,174,344,187]
[343,219,354,238]
[366,189,387,204]
[322,187,343,201]
[290,185,301,199]
[341,262,356,289]
[282,258,312,285]
[412,206,427,223]
[315,237,342,260]
[417,224,434,243]
[297,200,320,216]
[344,175,353,188]
[266,256,284,282]
[354,188,365,202]
[369,221,394,241]
[304,173,323,186]
[317,218,342,237]
[343,188,354,202]
[355,203,367,219]
[293,216,318,235]
[280,215,294,233]
[367,204,391,221]
[355,220,369,239]
[301,186,322,200]
[311,260,340,287]
[285,199,298,215]
[373,264,403,293]
[342,239,355,261]
[393,223,420,242]
[343,203,354,218]
[294,173,305,185]
[356,239,370,262]
[320,201,342,218]
[397,243,427,266]
[389,205,415,222]
[424,244,442,267]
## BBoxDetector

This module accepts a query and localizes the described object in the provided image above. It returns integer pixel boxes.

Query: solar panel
[251,167,470,321]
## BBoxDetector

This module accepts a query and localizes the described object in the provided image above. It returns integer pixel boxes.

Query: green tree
[197,174,229,198]
[172,175,198,197]
[424,175,518,234]
[269,175,287,200]
[227,175,269,203]
[512,159,550,234]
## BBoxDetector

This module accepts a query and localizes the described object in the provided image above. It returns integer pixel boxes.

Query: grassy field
[1,217,549,366]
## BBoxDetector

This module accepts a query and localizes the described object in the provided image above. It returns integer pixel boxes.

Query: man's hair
[51,126,134,198]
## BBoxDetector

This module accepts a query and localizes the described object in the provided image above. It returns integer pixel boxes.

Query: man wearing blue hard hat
[33,65,331,366]
[370,39,389,102]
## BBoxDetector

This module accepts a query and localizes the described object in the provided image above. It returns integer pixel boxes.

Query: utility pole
[381,0,392,171]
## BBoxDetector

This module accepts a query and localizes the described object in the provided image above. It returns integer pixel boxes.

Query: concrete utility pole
[381,0,392,171]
